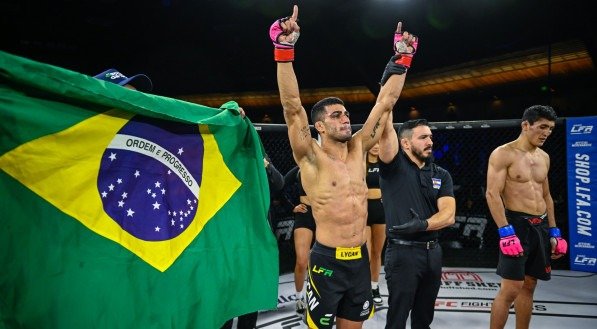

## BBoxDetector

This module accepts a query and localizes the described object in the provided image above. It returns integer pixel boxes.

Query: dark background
[1,0,596,121]
[1,1,587,269]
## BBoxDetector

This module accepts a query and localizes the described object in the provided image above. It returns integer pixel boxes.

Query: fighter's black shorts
[305,242,374,328]
[367,198,385,226]
[496,209,551,281]
[294,204,315,232]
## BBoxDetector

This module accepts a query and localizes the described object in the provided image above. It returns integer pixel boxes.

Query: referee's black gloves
[389,208,429,234]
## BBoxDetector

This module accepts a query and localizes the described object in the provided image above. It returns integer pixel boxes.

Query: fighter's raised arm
[355,21,418,152]
[379,110,399,163]
[271,5,312,165]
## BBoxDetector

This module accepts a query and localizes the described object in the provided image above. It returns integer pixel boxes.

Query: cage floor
[243,267,597,329]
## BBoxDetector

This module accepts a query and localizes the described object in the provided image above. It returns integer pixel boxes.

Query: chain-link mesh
[256,119,568,271]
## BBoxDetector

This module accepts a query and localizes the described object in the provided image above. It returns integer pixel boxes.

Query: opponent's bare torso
[501,143,549,215]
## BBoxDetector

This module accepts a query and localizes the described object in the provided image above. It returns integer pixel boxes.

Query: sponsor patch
[335,246,362,260]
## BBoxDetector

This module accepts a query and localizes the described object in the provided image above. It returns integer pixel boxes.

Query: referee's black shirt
[379,149,454,242]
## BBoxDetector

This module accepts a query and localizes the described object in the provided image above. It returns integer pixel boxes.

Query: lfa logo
[570,124,593,135]
[574,255,597,266]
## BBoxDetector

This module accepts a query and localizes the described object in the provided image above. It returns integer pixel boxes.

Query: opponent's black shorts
[305,242,374,328]
[294,204,315,232]
[367,198,385,226]
[496,209,551,281]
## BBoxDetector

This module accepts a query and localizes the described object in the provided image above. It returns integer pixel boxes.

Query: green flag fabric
[0,51,279,328]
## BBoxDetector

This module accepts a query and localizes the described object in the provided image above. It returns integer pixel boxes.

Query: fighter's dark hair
[521,105,557,125]
[310,97,344,124]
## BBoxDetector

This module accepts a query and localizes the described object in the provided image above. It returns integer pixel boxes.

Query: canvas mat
[248,268,597,329]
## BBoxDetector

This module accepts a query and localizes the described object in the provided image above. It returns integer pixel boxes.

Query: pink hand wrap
[393,32,418,68]
[269,18,300,62]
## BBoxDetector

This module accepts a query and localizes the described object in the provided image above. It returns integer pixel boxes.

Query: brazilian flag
[0,51,278,328]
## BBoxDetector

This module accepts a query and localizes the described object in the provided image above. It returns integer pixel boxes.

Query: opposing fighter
[486,105,567,329]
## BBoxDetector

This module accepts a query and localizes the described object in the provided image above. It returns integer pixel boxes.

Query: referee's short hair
[398,119,428,139]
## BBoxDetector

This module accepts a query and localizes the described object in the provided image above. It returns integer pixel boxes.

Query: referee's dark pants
[384,239,442,329]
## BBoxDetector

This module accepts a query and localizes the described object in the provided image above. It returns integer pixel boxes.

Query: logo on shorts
[312,265,334,277]
[527,217,543,225]
[319,314,332,326]
[432,178,442,189]
[359,301,371,316]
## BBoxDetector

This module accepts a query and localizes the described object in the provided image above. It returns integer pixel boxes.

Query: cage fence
[255,118,568,272]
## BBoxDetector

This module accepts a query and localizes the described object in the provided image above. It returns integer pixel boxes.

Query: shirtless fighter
[270,5,416,329]
[486,105,568,329]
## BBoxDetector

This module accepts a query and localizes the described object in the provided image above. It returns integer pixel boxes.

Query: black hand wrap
[380,55,408,86]
[388,208,428,234]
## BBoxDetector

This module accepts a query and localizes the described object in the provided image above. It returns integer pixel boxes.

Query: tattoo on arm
[299,126,310,141]
[369,119,381,138]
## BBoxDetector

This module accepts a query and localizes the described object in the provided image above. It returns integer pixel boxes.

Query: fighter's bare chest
[320,158,365,186]
[509,155,547,182]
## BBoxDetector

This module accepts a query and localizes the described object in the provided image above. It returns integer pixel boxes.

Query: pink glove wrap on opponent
[498,224,523,256]
[549,227,568,255]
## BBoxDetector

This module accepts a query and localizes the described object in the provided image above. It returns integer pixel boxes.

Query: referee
[378,114,456,329]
